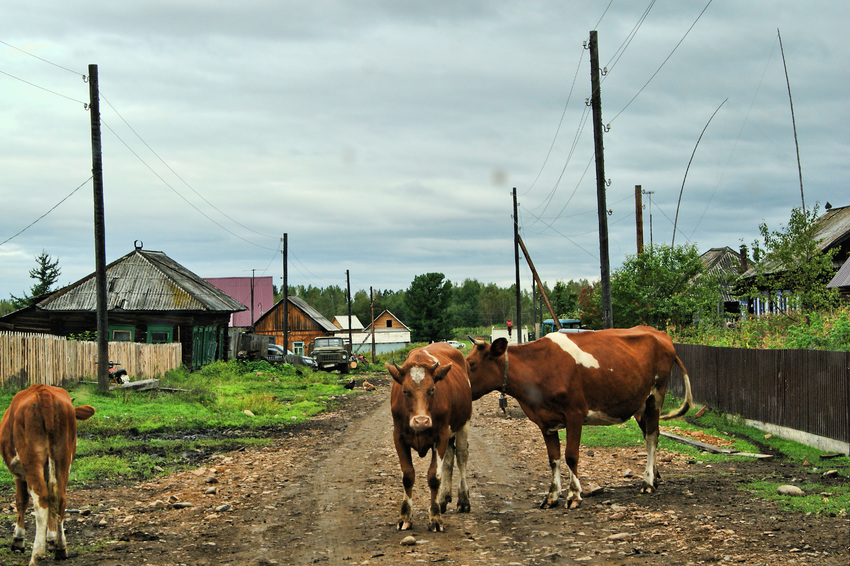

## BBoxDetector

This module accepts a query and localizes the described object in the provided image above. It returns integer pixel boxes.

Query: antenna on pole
[778,28,805,211]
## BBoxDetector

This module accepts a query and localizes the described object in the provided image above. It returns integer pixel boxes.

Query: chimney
[739,245,749,273]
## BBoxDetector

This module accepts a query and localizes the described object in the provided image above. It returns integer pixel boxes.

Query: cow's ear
[385,362,404,385]
[433,362,452,382]
[490,338,508,358]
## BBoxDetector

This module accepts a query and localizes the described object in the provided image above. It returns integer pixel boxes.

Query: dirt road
[5,374,848,565]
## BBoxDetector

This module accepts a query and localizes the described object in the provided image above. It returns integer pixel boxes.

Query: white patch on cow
[29,489,48,558]
[544,332,599,369]
[410,366,426,384]
[584,410,626,426]
[421,349,440,364]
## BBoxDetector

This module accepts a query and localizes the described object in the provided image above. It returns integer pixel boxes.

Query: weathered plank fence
[670,343,849,446]
[0,332,182,387]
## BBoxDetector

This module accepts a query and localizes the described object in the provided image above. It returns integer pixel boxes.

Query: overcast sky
[2,1,848,301]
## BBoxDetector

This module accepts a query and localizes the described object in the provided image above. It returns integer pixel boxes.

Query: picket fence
[0,331,182,387]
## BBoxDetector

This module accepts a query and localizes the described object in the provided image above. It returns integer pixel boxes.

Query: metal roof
[288,296,338,332]
[38,248,247,313]
[827,257,850,289]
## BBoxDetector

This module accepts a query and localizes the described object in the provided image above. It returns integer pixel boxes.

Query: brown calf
[387,342,473,532]
[466,326,692,509]
[0,385,95,565]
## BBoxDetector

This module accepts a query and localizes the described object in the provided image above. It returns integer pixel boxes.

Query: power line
[609,0,714,124]
[100,119,278,252]
[0,177,91,247]
[100,94,276,240]
[0,39,83,76]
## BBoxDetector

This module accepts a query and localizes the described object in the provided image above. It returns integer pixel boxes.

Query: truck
[310,336,352,373]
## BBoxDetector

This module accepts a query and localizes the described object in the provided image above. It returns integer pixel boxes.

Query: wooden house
[696,246,747,317]
[253,296,337,355]
[0,245,246,369]
[355,310,411,354]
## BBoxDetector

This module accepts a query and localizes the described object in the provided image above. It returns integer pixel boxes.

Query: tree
[10,251,61,310]
[404,273,453,342]
[448,279,482,328]
[550,281,579,319]
[611,244,719,329]
[742,205,839,314]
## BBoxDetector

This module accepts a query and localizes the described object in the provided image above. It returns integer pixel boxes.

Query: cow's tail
[660,356,693,420]
[35,386,57,437]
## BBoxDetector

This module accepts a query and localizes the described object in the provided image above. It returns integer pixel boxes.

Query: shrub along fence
[0,331,182,387]
[670,343,849,446]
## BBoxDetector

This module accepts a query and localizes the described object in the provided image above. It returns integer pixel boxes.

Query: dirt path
[4,374,848,565]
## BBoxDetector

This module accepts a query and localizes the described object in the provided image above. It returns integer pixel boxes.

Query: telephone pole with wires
[512,187,523,343]
[588,31,613,329]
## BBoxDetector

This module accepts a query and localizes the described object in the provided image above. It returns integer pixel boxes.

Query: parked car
[267,344,319,371]
[446,340,466,349]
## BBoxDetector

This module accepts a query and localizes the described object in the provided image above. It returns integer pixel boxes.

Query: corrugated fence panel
[674,342,849,444]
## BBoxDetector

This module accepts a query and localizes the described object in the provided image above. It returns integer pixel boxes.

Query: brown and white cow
[387,342,473,532]
[466,326,692,509]
[0,385,95,565]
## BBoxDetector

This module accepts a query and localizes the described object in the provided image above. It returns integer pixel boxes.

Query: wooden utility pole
[88,64,109,391]
[346,270,353,357]
[635,185,644,255]
[589,31,613,329]
[512,188,523,343]
[517,235,561,329]
[282,233,288,351]
[370,287,376,363]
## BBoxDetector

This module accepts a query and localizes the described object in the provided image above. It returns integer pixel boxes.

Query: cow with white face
[387,342,473,532]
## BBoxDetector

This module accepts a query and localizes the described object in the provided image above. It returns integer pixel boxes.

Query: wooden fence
[670,343,849,444]
[0,332,182,387]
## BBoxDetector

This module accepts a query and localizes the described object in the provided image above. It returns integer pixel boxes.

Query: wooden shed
[253,296,337,356]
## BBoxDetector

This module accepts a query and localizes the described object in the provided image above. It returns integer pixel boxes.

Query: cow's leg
[438,436,456,513]
[51,462,69,560]
[12,477,28,552]
[641,394,662,493]
[394,439,416,531]
[562,417,584,509]
[29,487,50,565]
[540,431,563,509]
[427,442,446,532]
[452,422,471,513]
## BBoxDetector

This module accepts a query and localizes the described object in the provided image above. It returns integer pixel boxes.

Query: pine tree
[9,251,61,309]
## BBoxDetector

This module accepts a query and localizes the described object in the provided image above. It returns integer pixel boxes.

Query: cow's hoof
[428,520,444,532]
[539,498,560,509]
[11,539,25,552]
[641,484,657,494]
[457,501,471,513]
[565,498,582,509]
[54,547,68,560]
[439,501,448,514]
[397,520,412,531]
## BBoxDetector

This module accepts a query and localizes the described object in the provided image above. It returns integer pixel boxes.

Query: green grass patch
[0,360,360,492]
[570,396,849,516]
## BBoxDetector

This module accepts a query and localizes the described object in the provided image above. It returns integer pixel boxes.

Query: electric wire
[603,0,656,77]
[521,47,586,197]
[0,177,91,247]
[100,119,278,252]
[100,94,276,240]
[609,0,714,125]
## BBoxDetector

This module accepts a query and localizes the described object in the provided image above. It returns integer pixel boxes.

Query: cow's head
[386,360,452,432]
[464,336,508,399]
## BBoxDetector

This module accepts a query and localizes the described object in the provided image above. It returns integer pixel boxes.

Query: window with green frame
[109,325,134,342]
[147,325,173,344]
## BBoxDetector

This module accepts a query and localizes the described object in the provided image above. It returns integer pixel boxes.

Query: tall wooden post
[635,185,644,255]
[370,286,376,363]
[88,64,109,391]
[346,270,353,357]
[589,31,613,329]
[512,187,522,343]
[282,233,288,351]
